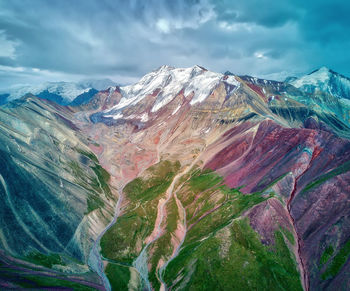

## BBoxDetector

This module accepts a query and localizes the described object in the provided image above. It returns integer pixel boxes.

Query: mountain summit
[94,65,239,123]
[289,67,350,99]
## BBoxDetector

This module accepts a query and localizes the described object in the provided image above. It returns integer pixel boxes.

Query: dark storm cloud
[211,0,350,76]
[214,0,301,28]
[0,0,349,88]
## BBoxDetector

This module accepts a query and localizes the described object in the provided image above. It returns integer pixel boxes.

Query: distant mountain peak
[78,78,117,91]
[159,64,173,70]
[309,66,331,74]
[95,65,240,122]
[284,76,298,83]
[307,66,350,80]
[289,67,350,99]
[0,79,117,105]
[224,71,234,76]
[155,64,207,73]
[193,64,207,71]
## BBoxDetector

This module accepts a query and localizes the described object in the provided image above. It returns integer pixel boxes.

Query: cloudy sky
[0,0,349,89]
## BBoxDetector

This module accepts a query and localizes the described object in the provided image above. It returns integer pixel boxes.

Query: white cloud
[0,30,19,59]
[156,18,171,33]
[0,65,86,90]
[218,21,253,32]
[0,65,25,72]
[254,52,267,59]
[155,0,216,34]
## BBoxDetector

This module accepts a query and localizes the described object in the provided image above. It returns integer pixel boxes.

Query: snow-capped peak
[4,82,91,102]
[290,67,350,99]
[154,65,175,73]
[104,65,239,117]
[313,66,331,73]
[291,67,331,88]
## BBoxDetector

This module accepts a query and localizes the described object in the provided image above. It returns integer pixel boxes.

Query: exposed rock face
[1,66,350,290]
[79,86,123,111]
[69,88,99,106]
[291,171,350,290]
[0,95,116,288]
[245,197,292,241]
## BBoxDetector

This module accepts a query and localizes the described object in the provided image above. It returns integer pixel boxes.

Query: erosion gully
[158,191,187,291]
[286,180,309,291]
[285,149,319,291]
[88,166,188,291]
[132,158,198,290]
[88,179,124,291]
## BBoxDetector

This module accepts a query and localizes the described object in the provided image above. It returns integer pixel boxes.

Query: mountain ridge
[0,78,117,105]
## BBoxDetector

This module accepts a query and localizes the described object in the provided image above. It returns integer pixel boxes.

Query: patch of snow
[223,75,240,96]
[105,86,116,103]
[107,86,116,95]
[225,75,240,87]
[104,113,123,120]
[172,104,181,115]
[187,70,222,106]
[124,114,136,120]
[140,113,149,122]
[105,95,140,112]
[291,67,331,88]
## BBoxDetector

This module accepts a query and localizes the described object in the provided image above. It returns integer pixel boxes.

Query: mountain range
[0,65,349,290]
[0,78,117,106]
